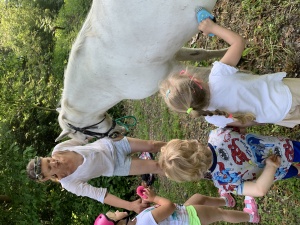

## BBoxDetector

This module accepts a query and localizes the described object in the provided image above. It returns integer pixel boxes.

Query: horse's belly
[92,0,217,61]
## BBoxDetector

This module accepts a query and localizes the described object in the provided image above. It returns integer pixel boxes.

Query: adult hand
[266,154,281,169]
[130,198,150,213]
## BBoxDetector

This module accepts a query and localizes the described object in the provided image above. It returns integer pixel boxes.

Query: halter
[67,115,118,139]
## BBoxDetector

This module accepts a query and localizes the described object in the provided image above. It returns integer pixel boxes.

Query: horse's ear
[56,108,61,113]
[55,130,71,142]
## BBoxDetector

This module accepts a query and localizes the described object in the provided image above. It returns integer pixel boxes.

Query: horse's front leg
[175,47,228,62]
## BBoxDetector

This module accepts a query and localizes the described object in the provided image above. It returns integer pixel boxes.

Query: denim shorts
[112,137,132,176]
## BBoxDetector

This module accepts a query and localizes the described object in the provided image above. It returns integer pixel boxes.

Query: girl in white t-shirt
[94,188,260,225]
[159,18,300,129]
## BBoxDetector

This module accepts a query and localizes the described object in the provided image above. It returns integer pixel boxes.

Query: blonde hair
[159,68,256,124]
[158,139,212,182]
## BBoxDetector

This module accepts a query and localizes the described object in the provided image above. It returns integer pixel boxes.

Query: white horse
[56,0,225,142]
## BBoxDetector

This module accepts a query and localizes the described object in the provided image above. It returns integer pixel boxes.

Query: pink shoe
[218,189,236,207]
[243,196,260,223]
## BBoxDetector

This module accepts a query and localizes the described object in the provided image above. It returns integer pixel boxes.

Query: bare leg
[127,137,166,153]
[129,158,164,176]
[275,78,300,127]
[294,164,300,174]
[193,205,250,225]
[184,194,226,207]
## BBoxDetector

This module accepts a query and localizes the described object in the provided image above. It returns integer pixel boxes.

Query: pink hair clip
[180,70,186,75]
[188,75,203,89]
[180,69,203,90]
[136,186,147,199]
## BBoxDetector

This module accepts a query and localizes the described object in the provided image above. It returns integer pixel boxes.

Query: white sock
[248,213,254,222]
[244,196,252,209]
[244,196,254,222]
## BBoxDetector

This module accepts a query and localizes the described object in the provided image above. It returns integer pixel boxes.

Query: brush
[195,7,216,36]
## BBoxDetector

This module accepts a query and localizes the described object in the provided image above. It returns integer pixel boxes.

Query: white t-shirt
[205,61,292,128]
[52,138,116,203]
[136,204,189,225]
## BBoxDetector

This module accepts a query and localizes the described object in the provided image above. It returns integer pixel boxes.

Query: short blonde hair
[158,139,212,182]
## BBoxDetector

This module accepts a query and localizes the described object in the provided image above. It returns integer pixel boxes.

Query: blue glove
[196,7,216,37]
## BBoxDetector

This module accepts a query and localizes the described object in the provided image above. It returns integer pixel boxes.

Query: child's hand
[198,18,217,36]
[266,154,281,169]
[143,188,156,202]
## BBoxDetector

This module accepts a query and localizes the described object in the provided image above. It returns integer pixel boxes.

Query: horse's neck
[60,99,108,127]
[62,64,122,112]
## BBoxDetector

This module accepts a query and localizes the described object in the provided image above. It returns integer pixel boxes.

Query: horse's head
[56,109,126,142]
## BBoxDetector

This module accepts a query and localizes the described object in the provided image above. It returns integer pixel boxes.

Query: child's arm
[104,193,148,213]
[198,19,245,67]
[226,121,260,130]
[143,188,176,223]
[242,155,281,197]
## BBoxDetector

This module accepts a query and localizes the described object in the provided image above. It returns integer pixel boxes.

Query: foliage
[0,0,62,151]
[52,0,93,77]
[0,0,137,224]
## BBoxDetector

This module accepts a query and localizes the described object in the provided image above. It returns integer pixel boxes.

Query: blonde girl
[158,127,300,197]
[159,18,300,129]
[94,188,260,225]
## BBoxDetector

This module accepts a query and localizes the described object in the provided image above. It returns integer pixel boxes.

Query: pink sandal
[243,196,260,223]
[218,189,236,207]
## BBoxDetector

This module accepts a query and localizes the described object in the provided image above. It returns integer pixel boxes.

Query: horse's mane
[68,3,95,64]
[59,3,97,129]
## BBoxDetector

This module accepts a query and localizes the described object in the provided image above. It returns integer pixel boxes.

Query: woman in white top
[159,18,300,129]
[26,136,165,213]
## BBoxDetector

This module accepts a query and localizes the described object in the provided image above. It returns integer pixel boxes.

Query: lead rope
[114,115,137,134]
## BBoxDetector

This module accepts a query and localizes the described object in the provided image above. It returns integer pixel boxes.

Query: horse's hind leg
[175,47,228,62]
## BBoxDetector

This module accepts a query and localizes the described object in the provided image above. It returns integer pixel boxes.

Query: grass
[123,0,300,224]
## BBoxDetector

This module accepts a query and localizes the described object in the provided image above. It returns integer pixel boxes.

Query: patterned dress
[208,128,294,194]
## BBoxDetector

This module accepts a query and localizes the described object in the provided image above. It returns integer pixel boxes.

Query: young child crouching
[158,127,300,197]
